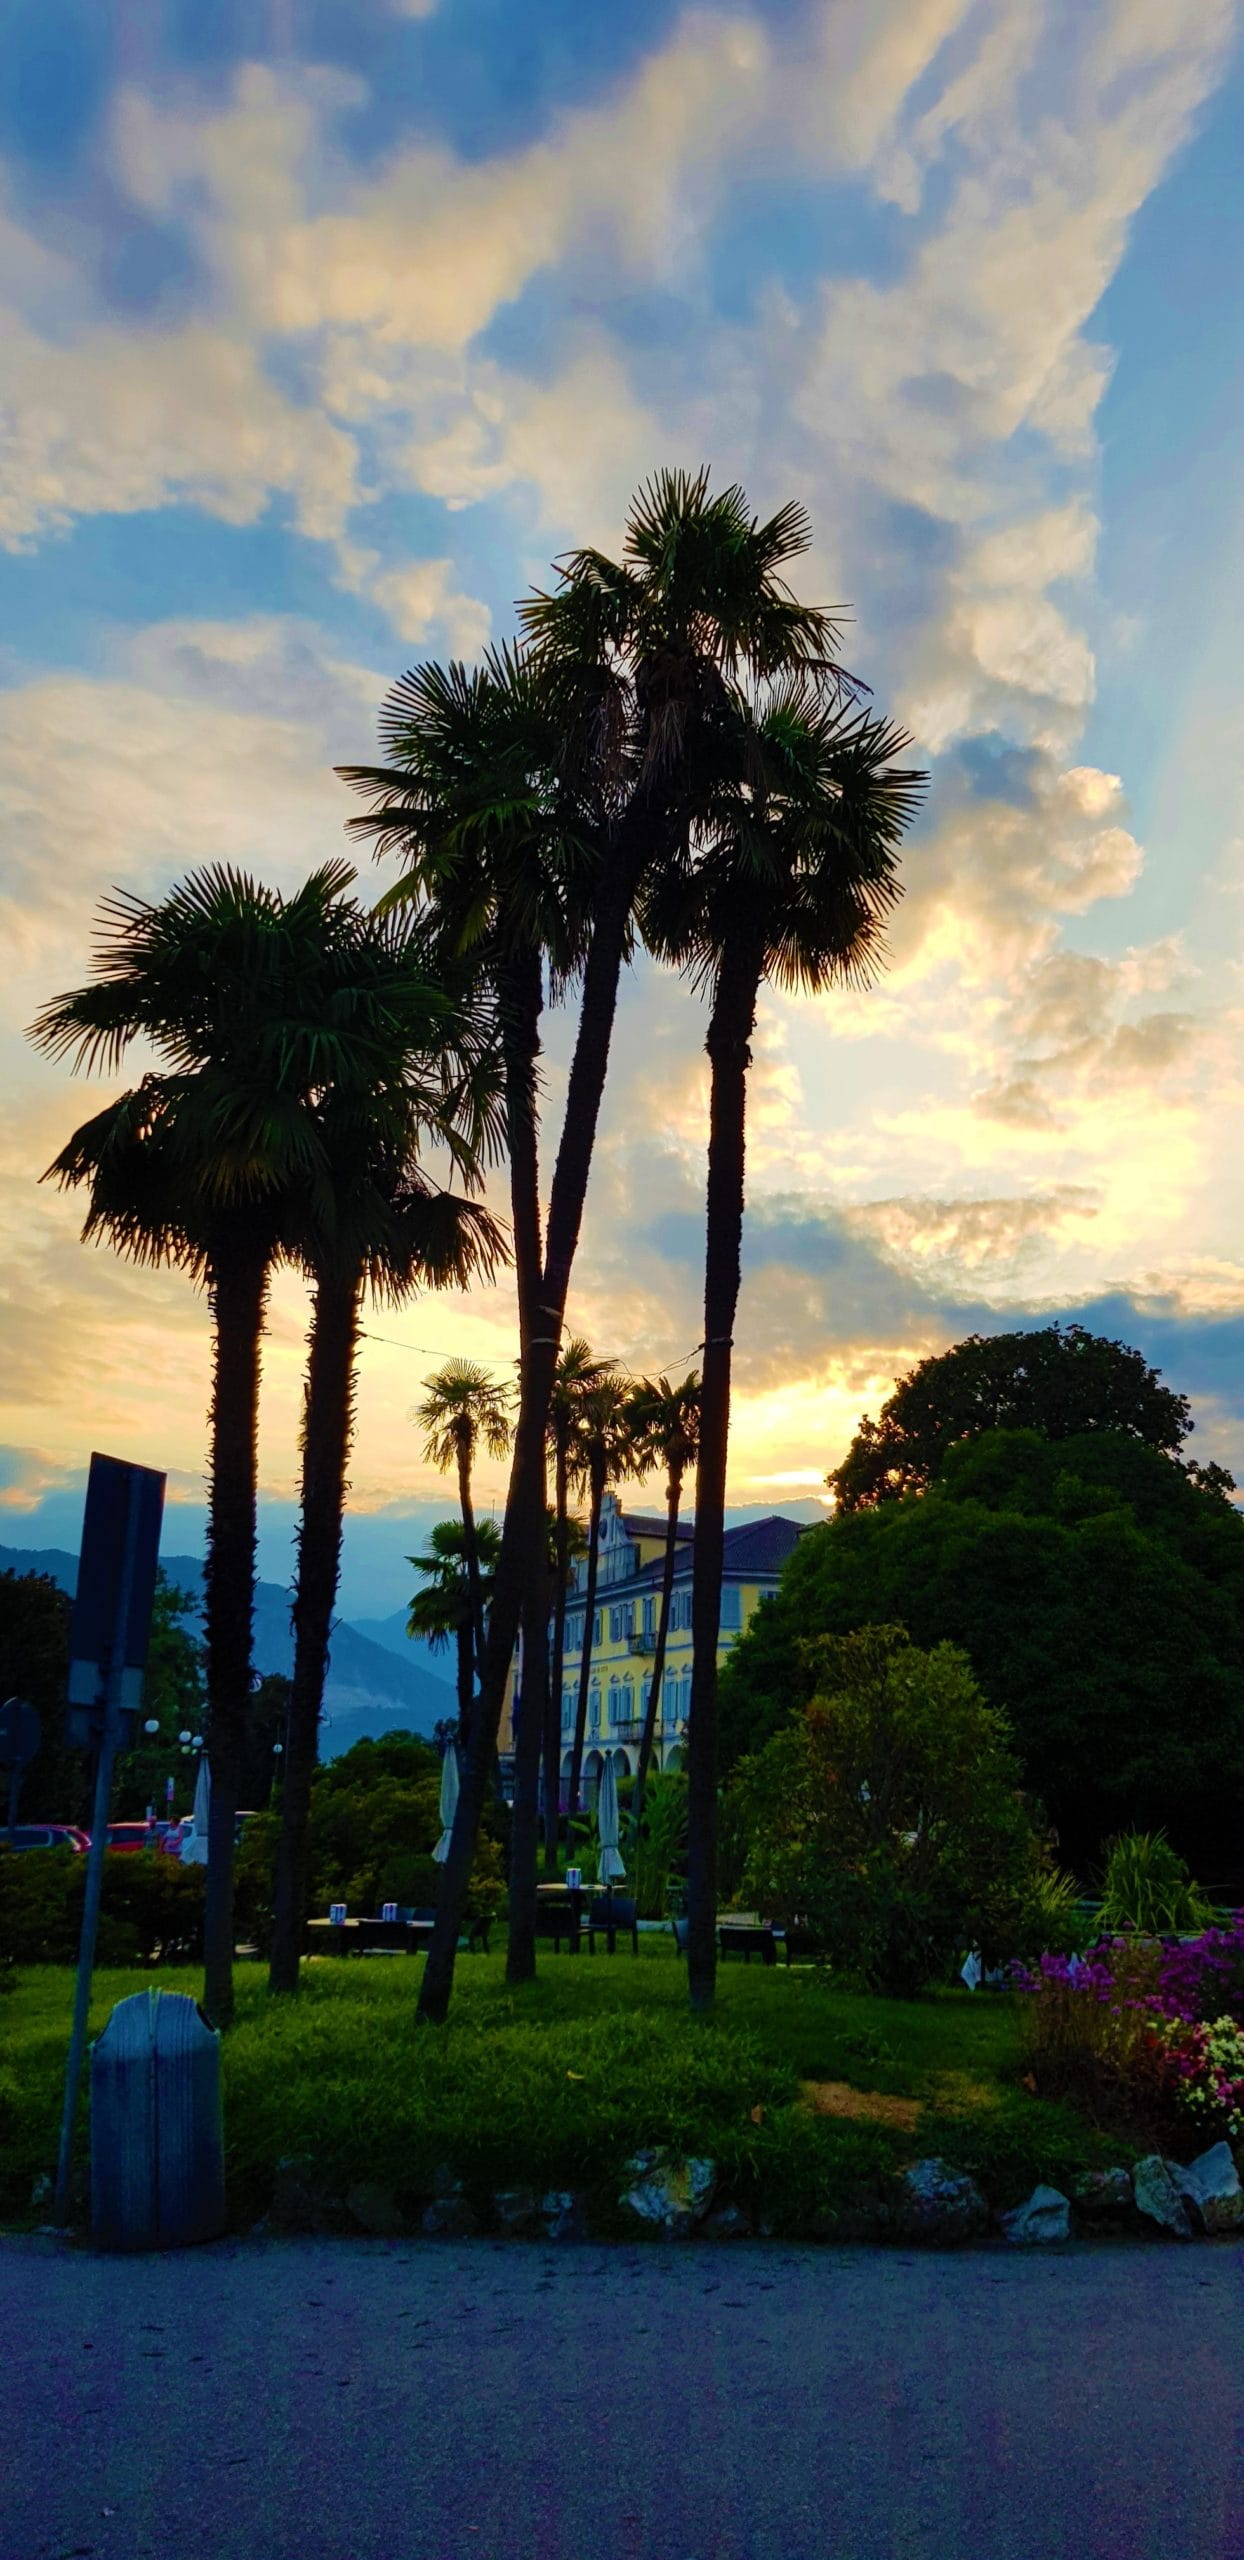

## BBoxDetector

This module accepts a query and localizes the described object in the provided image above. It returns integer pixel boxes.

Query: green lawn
[1,1943,1119,2236]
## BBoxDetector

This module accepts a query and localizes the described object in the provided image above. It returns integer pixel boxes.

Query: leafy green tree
[646,674,924,2008]
[0,1569,77,1824]
[729,1624,1055,1995]
[347,471,857,2023]
[720,1428,1244,1873]
[624,1370,701,1839]
[830,1323,1198,1512]
[113,1574,206,1818]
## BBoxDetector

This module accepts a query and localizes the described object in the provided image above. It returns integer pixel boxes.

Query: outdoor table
[534,1882,584,1951]
[718,1919,777,1967]
[305,1916,433,1958]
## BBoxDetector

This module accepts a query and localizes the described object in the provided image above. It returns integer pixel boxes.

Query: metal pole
[7,1763,19,1848]
[53,1475,144,2228]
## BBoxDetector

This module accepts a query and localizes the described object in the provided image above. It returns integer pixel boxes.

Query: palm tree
[543,1338,612,1873]
[29,861,391,2025]
[345,472,859,2024]
[416,1360,513,1749]
[644,679,926,2008]
[565,1373,635,1820]
[268,946,507,1997]
[625,1370,701,1840]
[408,1517,503,1732]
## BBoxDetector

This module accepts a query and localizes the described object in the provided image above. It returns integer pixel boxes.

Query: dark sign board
[0,1697,41,1770]
[67,1454,166,1746]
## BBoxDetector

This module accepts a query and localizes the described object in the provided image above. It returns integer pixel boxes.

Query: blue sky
[3,0,1243,1607]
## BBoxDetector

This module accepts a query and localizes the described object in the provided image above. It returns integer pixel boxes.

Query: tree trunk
[456,1435,481,1756]
[568,1472,604,1818]
[632,1462,683,1840]
[417,818,649,2026]
[201,1233,269,2028]
[686,939,762,2014]
[543,1432,570,1874]
[454,1616,473,1738]
[269,1263,361,1996]
[506,1466,550,1985]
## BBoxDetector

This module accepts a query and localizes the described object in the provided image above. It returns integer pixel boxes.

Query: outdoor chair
[718,1920,777,1967]
[585,1895,639,1955]
[533,1900,581,1953]
[671,1915,690,1957]
[401,1904,492,1953]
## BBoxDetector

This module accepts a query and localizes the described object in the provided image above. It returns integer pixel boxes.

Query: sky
[3,0,1244,1617]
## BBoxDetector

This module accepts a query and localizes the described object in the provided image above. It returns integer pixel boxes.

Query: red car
[103,1820,167,1855]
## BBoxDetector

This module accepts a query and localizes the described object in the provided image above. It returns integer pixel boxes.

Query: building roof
[620,1510,694,1541]
[576,1510,806,1600]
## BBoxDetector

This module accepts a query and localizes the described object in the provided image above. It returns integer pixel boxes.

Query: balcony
[609,1719,645,1743]
[627,1632,656,1655]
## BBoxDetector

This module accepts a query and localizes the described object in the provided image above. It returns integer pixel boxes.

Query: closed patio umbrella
[596,1753,625,1886]
[433,1742,459,1864]
[179,1754,210,1866]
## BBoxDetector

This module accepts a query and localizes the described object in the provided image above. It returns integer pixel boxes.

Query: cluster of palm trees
[32,467,925,2023]
[410,1347,702,1888]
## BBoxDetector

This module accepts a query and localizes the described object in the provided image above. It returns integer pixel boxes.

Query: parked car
[104,1820,165,1854]
[3,1824,90,1853]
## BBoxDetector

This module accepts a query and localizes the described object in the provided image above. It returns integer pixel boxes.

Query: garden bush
[1014,1923,1244,2153]
[1098,1830,1214,1934]
[0,1849,205,1966]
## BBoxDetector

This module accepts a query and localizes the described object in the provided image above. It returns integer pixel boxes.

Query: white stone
[1001,2185,1072,2245]
[1131,2155,1193,2239]
[891,2158,989,2246]
[1172,2143,1243,2236]
[620,2149,717,2235]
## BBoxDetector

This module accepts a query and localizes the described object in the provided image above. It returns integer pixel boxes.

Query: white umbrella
[179,1755,210,1866]
[596,1753,625,1886]
[433,1743,459,1864]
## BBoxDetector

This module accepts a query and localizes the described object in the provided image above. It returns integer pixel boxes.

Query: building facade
[500,1495,805,1805]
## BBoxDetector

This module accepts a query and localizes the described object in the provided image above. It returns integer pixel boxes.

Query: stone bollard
[90,1989,225,2250]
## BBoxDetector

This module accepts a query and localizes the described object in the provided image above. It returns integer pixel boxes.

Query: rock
[421,2192,479,2239]
[620,2149,717,2236]
[271,2155,349,2234]
[702,2203,753,2241]
[29,2173,52,2211]
[1072,2168,1134,2224]
[431,2162,463,2201]
[1001,2185,1072,2246]
[541,2191,589,2242]
[492,2187,541,2237]
[890,2158,989,2247]
[1172,2142,1243,2236]
[1132,2155,1193,2239]
[346,2181,406,2237]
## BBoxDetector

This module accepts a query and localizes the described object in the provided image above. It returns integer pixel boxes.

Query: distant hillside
[0,1545,453,1753]
[352,1605,452,1681]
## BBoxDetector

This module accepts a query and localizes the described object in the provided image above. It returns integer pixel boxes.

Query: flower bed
[1013,1922,1244,2153]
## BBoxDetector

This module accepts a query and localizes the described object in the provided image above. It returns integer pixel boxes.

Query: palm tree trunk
[456,1437,482,1756]
[543,1432,570,1874]
[202,1233,269,2028]
[454,1616,473,1738]
[632,1463,683,1839]
[686,938,762,2014]
[568,1475,604,1817]
[506,1485,551,1984]
[418,821,648,2025]
[269,1263,361,1996]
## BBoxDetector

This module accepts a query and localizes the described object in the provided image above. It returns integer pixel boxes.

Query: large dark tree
[719,1427,1244,1875]
[645,676,924,2007]
[829,1323,1197,1513]
[345,471,849,2021]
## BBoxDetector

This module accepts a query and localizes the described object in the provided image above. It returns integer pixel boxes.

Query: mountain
[0,1545,453,1754]
[351,1605,451,1681]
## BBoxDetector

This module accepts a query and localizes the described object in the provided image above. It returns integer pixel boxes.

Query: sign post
[54,1454,165,2226]
[0,1696,41,1846]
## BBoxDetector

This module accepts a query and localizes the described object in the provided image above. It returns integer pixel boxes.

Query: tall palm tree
[345,471,859,2024]
[543,1337,612,1873]
[408,1517,503,1732]
[565,1372,634,1820]
[645,679,926,2008]
[416,1360,513,1749]
[268,951,507,1997]
[625,1370,701,1839]
[29,861,394,2025]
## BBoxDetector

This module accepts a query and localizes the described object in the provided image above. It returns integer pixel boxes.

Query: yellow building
[500,1494,806,1805]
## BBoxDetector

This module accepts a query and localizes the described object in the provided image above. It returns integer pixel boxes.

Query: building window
[589,1688,601,1731]
[561,1691,574,1732]
[609,1603,631,1642]
[680,1671,692,1723]
[593,1611,602,1648]
[662,1673,677,1724]
[566,1614,582,1652]
[720,1585,742,1631]
[621,1680,634,1723]
[642,1595,655,1639]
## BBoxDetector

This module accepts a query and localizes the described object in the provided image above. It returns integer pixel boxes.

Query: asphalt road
[5,2234,1244,2560]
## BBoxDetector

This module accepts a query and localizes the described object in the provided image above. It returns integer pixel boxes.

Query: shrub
[0,1849,205,1966]
[1014,1930,1244,2152]
[630,1772,688,1919]
[1098,1830,1214,1935]
[728,1625,1060,1996]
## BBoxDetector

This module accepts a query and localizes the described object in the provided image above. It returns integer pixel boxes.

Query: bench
[718,1921,777,1967]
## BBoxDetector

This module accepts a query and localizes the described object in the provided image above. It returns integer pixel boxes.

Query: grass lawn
[1,1942,1120,2236]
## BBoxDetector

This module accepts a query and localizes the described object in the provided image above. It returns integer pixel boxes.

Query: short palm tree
[416,1359,514,1747]
[565,1372,635,1820]
[408,1516,503,1742]
[625,1370,701,1839]
[349,471,864,2026]
[29,861,393,2025]
[644,679,926,2008]
[544,1337,613,1872]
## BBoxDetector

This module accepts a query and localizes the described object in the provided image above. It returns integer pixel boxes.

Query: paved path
[5,2235,1244,2560]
